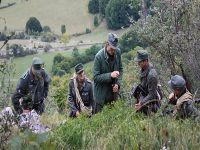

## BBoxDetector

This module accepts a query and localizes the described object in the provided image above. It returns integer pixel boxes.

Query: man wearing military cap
[168,75,200,120]
[68,63,94,117]
[93,33,123,113]
[133,49,162,115]
[12,57,50,114]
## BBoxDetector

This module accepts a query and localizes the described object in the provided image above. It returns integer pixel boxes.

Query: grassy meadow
[0,0,93,34]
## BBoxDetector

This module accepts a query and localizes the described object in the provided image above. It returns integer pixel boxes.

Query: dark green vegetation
[25,17,43,35]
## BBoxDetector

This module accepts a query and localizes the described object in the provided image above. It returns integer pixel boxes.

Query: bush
[105,0,140,29]
[93,16,99,27]
[25,17,43,35]
[85,28,91,34]
[119,29,147,53]
[88,0,99,14]
[41,32,57,42]
[43,25,51,33]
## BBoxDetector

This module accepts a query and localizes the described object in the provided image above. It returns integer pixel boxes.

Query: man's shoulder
[95,48,104,58]
[86,78,92,84]
[20,69,30,80]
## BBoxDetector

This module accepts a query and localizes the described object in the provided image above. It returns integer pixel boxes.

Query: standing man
[12,57,50,115]
[134,50,161,115]
[68,63,94,117]
[168,75,200,120]
[93,33,123,113]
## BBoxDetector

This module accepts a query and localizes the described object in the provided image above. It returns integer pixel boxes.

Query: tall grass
[51,101,200,150]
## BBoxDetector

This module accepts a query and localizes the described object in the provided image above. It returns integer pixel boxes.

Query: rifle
[131,84,148,103]
[180,64,192,92]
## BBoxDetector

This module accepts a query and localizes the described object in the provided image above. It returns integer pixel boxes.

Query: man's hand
[168,92,175,101]
[19,98,23,105]
[23,109,30,113]
[111,71,119,78]
[112,84,119,93]
[76,111,80,117]
[135,102,142,111]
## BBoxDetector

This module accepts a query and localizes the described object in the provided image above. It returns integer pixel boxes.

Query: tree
[134,0,200,92]
[60,33,69,49]
[61,25,66,34]
[105,0,140,29]
[25,17,42,35]
[88,0,99,14]
[99,0,110,17]
[119,29,146,53]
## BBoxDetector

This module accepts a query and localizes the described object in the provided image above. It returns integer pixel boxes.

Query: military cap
[134,50,148,62]
[168,75,186,89]
[32,57,43,70]
[75,63,84,74]
[108,33,118,49]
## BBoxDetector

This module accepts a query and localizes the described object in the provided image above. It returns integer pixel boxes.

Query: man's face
[138,60,147,69]
[173,88,182,97]
[77,70,85,82]
[106,44,115,56]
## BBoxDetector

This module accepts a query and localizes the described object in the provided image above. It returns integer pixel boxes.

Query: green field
[0,0,93,34]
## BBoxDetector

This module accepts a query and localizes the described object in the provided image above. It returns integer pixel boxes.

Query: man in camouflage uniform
[134,50,161,115]
[68,63,94,117]
[12,57,50,115]
[168,75,200,120]
[93,33,123,113]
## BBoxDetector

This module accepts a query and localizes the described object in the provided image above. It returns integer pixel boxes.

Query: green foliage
[25,17,43,35]
[9,130,55,150]
[105,0,140,29]
[52,44,101,75]
[119,29,146,53]
[93,16,99,27]
[134,0,200,92]
[42,25,51,33]
[85,28,91,34]
[99,0,110,17]
[61,24,66,34]
[88,0,99,14]
[50,101,200,150]
[41,32,57,42]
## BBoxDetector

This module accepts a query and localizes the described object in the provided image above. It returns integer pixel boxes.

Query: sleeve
[116,51,123,88]
[89,83,94,107]
[44,72,51,98]
[93,56,112,83]
[183,101,200,121]
[12,78,28,113]
[140,76,158,105]
[68,80,78,117]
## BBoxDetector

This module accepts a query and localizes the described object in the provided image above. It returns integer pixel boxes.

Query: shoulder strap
[73,75,85,109]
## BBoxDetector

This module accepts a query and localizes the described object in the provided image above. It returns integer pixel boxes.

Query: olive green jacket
[93,48,123,104]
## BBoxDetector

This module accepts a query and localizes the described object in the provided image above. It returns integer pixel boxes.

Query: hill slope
[0,0,93,34]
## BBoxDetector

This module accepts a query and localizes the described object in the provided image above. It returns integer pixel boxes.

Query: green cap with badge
[32,57,43,70]
[134,50,149,62]
[75,63,84,74]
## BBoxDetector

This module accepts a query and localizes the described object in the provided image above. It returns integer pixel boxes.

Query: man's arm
[68,81,79,117]
[44,72,51,98]
[93,56,113,83]
[12,78,28,114]
[140,76,158,105]
[116,50,123,88]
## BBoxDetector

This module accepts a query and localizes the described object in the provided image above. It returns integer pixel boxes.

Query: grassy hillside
[0,0,93,34]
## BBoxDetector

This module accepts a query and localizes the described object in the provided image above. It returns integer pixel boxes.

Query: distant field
[12,49,85,84]
[0,0,93,34]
